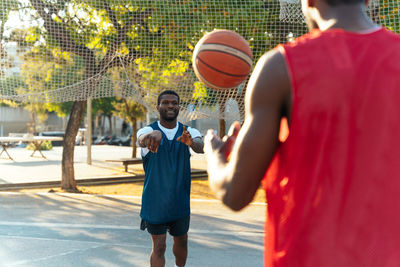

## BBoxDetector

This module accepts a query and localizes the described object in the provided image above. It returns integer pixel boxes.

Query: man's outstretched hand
[140,130,162,153]
[177,126,193,146]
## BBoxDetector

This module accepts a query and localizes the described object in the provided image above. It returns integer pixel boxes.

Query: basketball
[192,29,253,91]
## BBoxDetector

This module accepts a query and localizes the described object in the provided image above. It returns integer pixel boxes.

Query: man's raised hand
[204,121,241,162]
[177,126,193,146]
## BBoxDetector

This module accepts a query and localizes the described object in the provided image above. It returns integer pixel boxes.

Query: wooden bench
[106,158,143,172]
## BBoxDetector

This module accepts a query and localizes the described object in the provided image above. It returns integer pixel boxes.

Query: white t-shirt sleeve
[187,127,203,155]
[187,127,202,139]
[137,126,153,158]
[137,126,153,140]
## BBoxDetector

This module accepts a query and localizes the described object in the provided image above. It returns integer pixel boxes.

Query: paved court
[0,192,265,267]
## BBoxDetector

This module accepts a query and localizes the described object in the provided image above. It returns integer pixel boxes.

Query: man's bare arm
[204,49,291,211]
[190,137,204,153]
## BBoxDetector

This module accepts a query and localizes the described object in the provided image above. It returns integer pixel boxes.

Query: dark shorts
[140,215,190,236]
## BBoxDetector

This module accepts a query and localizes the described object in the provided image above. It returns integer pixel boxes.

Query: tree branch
[29,0,93,59]
[104,1,121,32]
[97,49,149,76]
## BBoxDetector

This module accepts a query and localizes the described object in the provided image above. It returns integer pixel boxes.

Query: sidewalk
[0,145,207,185]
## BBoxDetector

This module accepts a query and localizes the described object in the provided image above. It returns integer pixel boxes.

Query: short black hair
[157,90,180,105]
[325,0,365,6]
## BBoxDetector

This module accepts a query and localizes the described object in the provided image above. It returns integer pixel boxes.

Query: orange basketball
[192,29,253,91]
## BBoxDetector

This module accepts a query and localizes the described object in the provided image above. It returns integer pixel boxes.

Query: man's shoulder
[149,121,160,128]
[137,125,154,137]
[140,121,159,130]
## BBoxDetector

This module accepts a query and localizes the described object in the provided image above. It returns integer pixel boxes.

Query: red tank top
[262,28,400,267]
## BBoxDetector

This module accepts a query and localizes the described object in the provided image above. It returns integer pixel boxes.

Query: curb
[0,170,208,191]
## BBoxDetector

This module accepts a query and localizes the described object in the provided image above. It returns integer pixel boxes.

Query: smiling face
[157,94,180,123]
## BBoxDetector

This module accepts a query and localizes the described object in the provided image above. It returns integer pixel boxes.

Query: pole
[87,98,92,165]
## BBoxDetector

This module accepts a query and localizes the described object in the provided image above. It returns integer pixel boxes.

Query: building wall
[0,106,30,136]
[0,106,64,136]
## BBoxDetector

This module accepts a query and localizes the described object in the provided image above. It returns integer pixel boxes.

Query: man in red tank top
[204,0,400,266]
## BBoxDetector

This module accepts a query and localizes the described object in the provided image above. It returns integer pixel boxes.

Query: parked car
[94,135,112,145]
[119,135,132,146]
[106,135,120,146]
[107,135,132,146]
[75,135,98,145]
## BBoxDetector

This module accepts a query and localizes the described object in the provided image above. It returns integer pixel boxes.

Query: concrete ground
[0,192,264,267]
[0,145,265,266]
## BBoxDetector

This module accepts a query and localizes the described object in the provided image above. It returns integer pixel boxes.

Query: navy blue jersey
[140,122,191,224]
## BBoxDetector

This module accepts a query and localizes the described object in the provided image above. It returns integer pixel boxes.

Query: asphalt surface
[0,192,265,267]
[0,145,265,266]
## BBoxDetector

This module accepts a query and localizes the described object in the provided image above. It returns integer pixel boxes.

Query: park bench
[106,158,143,172]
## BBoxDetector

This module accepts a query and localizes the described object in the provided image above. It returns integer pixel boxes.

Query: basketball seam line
[193,62,240,90]
[197,43,253,66]
[197,57,250,77]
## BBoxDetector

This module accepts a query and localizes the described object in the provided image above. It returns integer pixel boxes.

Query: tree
[27,0,154,190]
[14,0,309,191]
[137,0,306,135]
[92,97,117,135]
[113,98,146,157]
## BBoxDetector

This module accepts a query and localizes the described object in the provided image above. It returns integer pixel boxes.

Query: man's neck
[314,3,377,32]
[159,120,177,129]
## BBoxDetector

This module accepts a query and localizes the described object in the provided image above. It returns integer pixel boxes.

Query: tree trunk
[31,112,38,135]
[108,115,113,135]
[131,118,137,158]
[101,116,105,136]
[94,114,99,136]
[29,0,144,191]
[61,100,85,191]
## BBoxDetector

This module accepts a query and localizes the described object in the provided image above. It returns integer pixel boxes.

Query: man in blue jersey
[137,90,204,267]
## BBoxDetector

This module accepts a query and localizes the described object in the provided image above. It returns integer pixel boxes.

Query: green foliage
[125,0,302,106]
[45,102,73,118]
[19,43,83,117]
[93,97,117,117]
[0,0,304,121]
[0,99,20,107]
[380,0,400,33]
[24,102,48,123]
[112,98,146,124]
[26,140,53,151]
[0,75,28,96]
